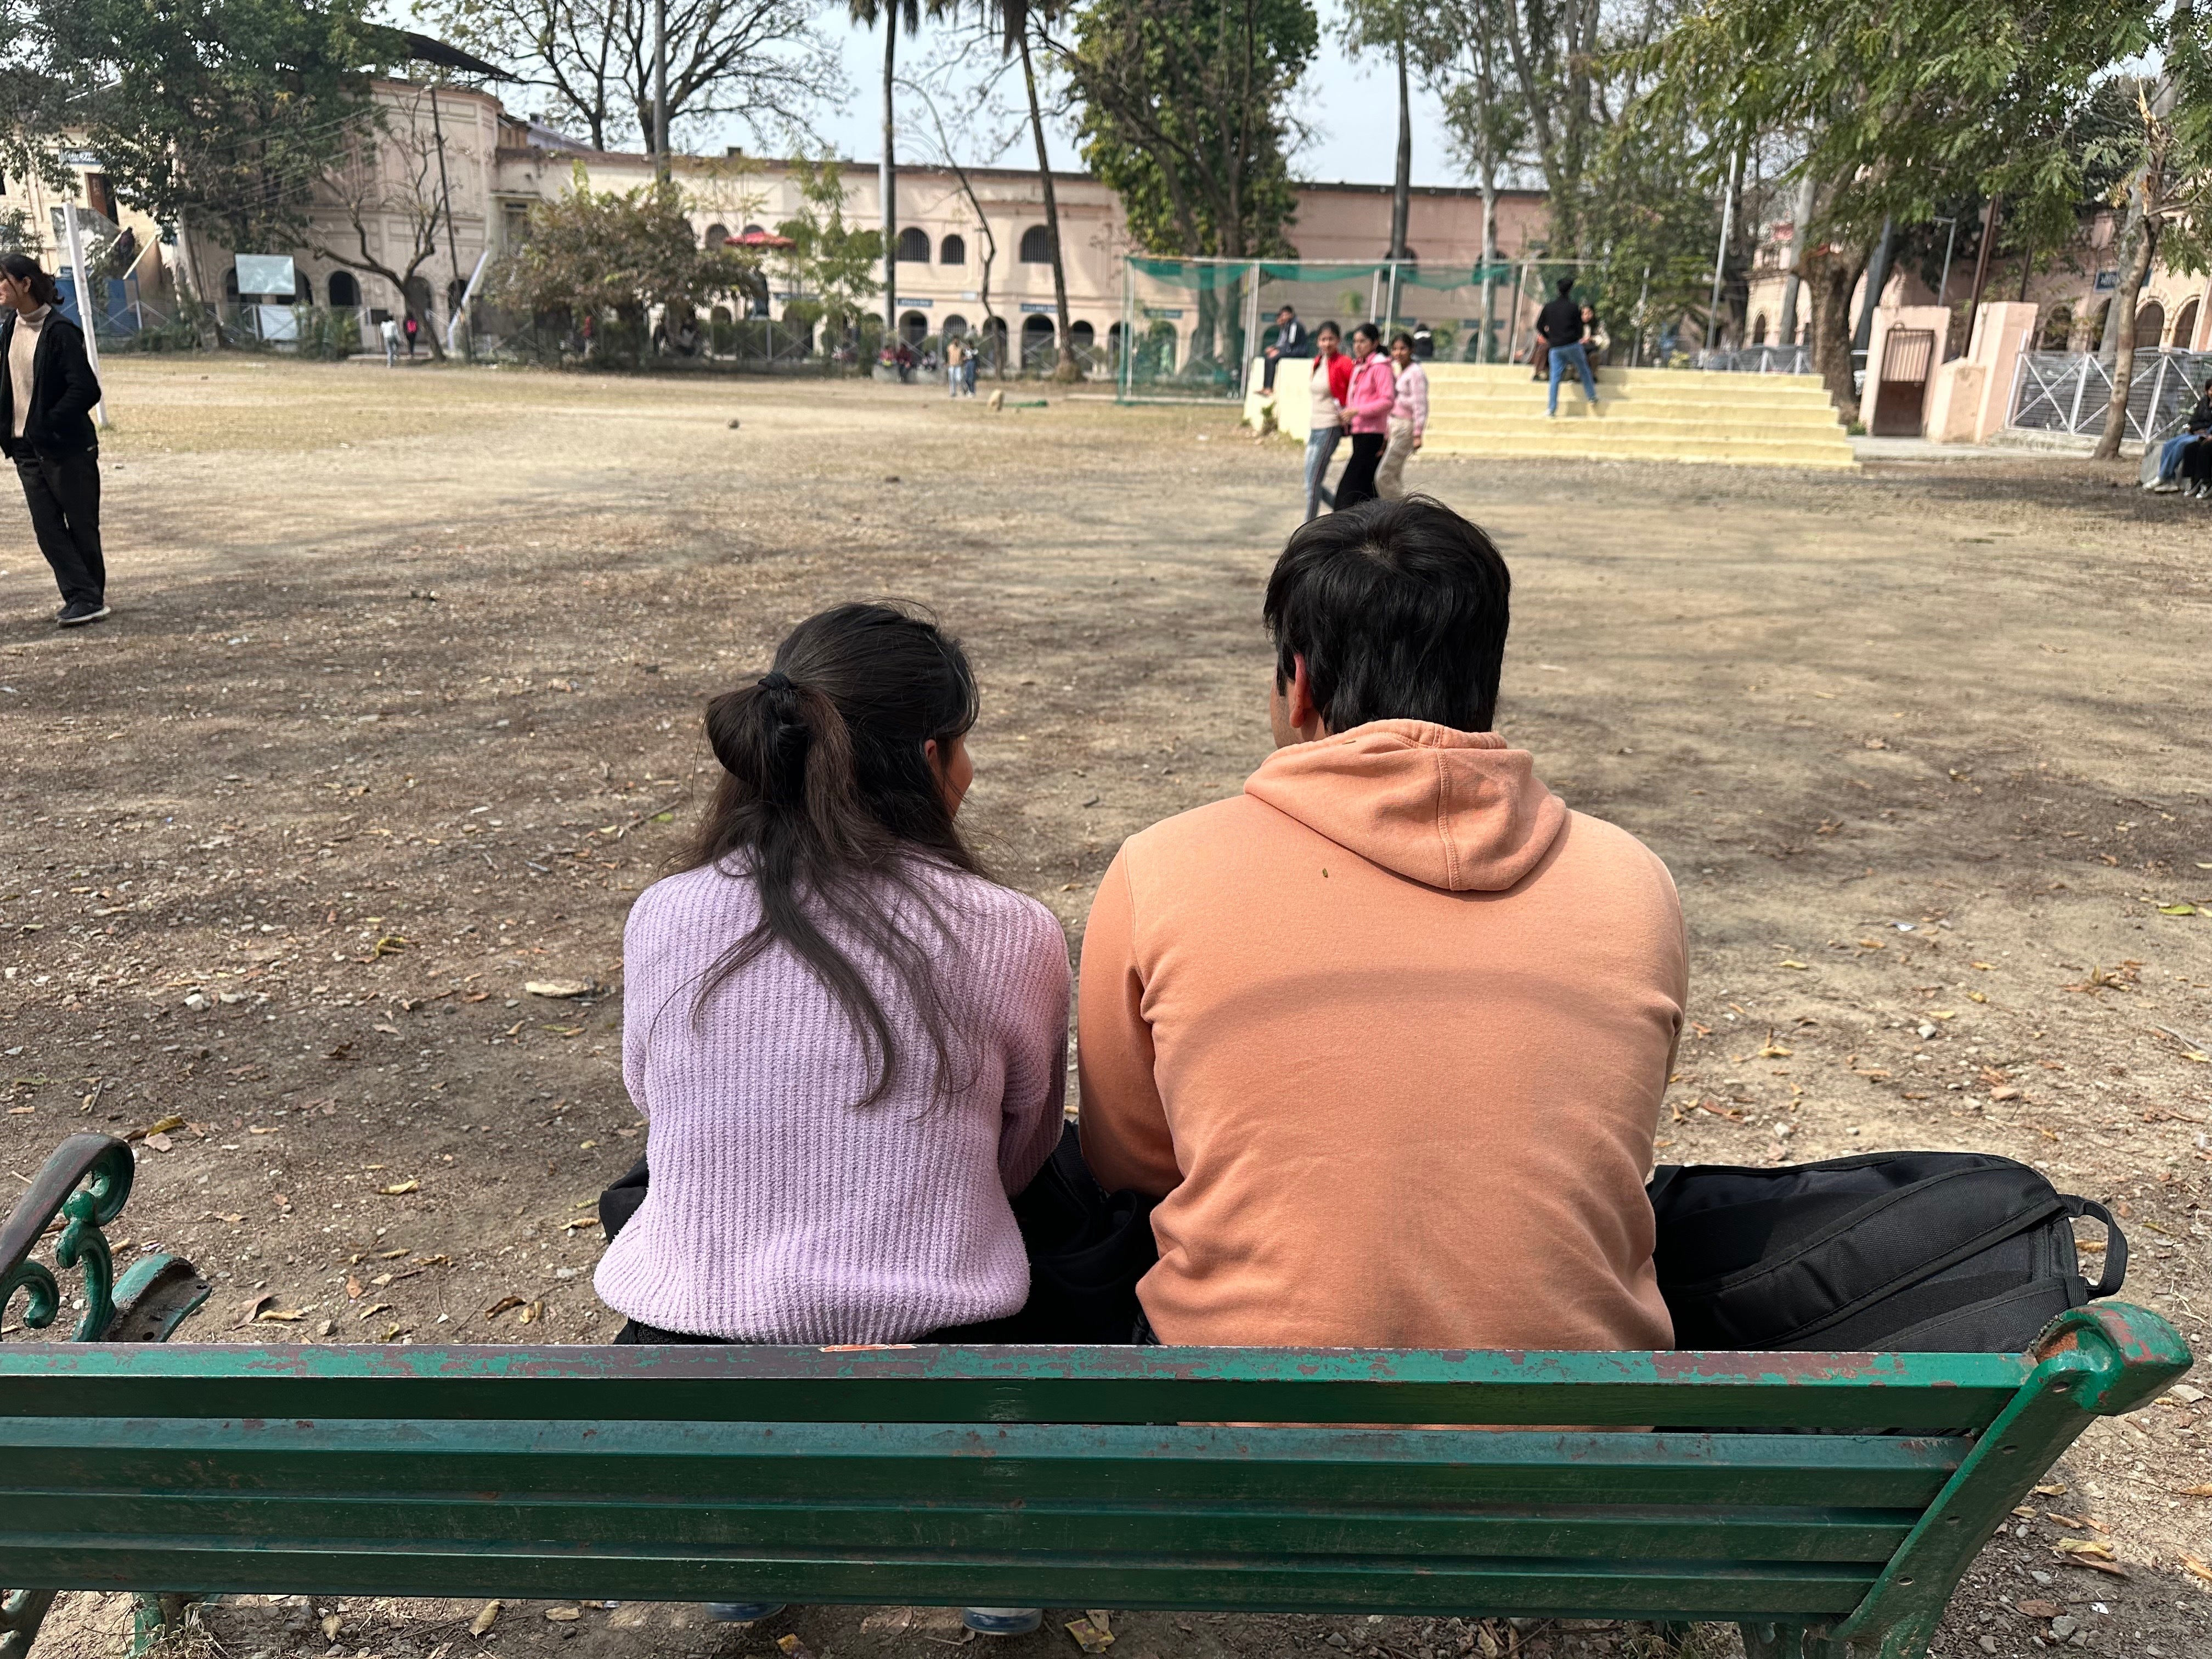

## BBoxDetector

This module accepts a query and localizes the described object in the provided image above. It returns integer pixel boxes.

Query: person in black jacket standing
[0,253,106,626]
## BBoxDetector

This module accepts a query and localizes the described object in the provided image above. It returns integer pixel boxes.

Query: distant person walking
[1302,321,1350,522]
[1262,304,1310,393]
[1537,276,1598,416]
[945,335,967,399]
[380,315,400,366]
[403,312,420,357]
[1332,323,1396,510]
[0,253,107,627]
[1375,331,1428,499]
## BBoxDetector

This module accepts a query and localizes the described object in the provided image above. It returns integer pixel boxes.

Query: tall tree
[975,0,1081,380]
[1632,0,2157,419]
[1423,0,1527,360]
[1059,0,1316,376]
[899,26,1023,374]
[1338,0,1415,319]
[311,83,468,360]
[848,0,943,349]
[772,155,885,352]
[432,0,839,154]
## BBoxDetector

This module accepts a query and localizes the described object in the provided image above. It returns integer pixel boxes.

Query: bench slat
[3,1492,1921,1566]
[0,1345,2031,1431]
[0,1420,1966,1509]
[0,1538,1881,1621]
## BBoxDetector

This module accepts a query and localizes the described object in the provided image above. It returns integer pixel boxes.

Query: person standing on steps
[0,253,108,628]
[1537,276,1598,417]
[1301,321,1351,522]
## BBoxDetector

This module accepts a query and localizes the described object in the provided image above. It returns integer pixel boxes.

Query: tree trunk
[1017,27,1078,381]
[1776,171,1816,346]
[2096,186,2145,360]
[2093,174,2158,460]
[1386,25,1410,324]
[1808,244,1865,424]
[881,19,899,345]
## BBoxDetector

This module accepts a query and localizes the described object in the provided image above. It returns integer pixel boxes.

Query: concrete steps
[1417,364,1856,470]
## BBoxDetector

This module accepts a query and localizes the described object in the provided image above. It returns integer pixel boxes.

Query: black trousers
[15,448,103,607]
[1336,431,1387,509]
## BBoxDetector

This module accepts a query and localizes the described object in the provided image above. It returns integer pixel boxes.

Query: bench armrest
[2,1133,207,1344]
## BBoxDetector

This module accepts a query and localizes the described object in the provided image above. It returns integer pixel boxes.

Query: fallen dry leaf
[1065,1619,1114,1654]
[126,1113,187,1143]
[778,1637,815,1659]
[2183,1555,2212,1587]
[469,1602,501,1636]
[377,1180,419,1196]
[2015,1600,2062,1621]
[544,1608,582,1624]
[322,1616,343,1642]
[482,1296,524,1318]
[2053,1538,2114,1559]
[256,1306,308,1323]
[2180,1483,2212,1498]
[238,1293,273,1325]
[526,979,597,998]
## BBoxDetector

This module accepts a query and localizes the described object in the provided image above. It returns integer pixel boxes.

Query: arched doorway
[1751,312,1768,345]
[900,309,928,345]
[2038,304,2073,350]
[1021,313,1056,366]
[981,316,1008,369]
[1069,319,1095,364]
[897,227,930,263]
[1107,320,1124,364]
[327,270,360,308]
[941,313,968,340]
[2134,300,2165,350]
[2172,298,2200,351]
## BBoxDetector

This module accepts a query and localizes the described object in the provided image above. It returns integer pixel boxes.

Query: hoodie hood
[1243,720,1567,892]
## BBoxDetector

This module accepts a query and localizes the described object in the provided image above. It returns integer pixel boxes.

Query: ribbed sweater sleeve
[594,860,1071,1342]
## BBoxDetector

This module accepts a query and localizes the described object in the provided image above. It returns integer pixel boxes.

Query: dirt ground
[2,358,2207,1659]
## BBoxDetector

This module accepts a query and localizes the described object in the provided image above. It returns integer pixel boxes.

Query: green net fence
[1115,256,1609,400]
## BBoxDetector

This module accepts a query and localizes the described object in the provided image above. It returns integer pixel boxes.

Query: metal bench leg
[1,1591,59,1659]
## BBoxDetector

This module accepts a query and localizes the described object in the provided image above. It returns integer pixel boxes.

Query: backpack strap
[2061,1195,2128,1299]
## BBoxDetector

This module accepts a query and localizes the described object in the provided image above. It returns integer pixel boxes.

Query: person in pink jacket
[1375,330,1429,499]
[1331,321,1398,509]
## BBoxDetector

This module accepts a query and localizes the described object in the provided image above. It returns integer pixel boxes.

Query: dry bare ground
[2,358,2207,1659]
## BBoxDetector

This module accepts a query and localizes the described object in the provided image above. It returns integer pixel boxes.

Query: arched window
[1107,320,1125,363]
[447,276,467,314]
[981,315,1008,365]
[1021,313,1056,365]
[704,223,729,249]
[941,313,968,338]
[742,223,765,237]
[1751,312,1768,345]
[2134,300,2165,350]
[940,233,965,265]
[900,309,928,344]
[2038,303,2073,351]
[1070,320,1095,350]
[1019,225,1052,263]
[327,270,360,308]
[2172,298,2200,351]
[897,226,930,262]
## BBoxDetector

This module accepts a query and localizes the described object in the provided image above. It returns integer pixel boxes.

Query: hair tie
[758,670,793,692]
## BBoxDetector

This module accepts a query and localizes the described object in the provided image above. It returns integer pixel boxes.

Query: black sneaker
[57,600,110,627]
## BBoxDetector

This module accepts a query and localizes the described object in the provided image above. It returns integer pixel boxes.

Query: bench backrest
[0,1305,2190,1655]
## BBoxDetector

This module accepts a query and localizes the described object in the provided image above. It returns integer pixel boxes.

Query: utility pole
[1965,195,2002,327]
[881,20,898,346]
[653,0,670,172]
[58,190,107,427]
[1852,215,1894,353]
[1931,215,1959,357]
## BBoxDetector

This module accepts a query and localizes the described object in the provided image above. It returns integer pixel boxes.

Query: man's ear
[1287,654,1327,737]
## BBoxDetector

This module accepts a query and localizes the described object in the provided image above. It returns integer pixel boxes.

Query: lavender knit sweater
[594,857,1071,1342]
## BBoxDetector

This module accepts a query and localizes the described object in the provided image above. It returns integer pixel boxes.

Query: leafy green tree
[1059,0,1316,375]
[772,155,885,353]
[849,0,948,347]
[1422,0,1527,359]
[493,164,757,364]
[1631,0,2156,417]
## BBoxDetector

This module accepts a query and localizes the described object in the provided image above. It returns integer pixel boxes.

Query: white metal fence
[1691,345,1813,374]
[2008,349,2212,444]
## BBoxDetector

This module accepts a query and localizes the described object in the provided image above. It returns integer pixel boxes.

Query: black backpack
[1648,1151,2128,1353]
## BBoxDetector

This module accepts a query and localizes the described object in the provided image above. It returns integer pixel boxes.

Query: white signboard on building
[235,255,297,298]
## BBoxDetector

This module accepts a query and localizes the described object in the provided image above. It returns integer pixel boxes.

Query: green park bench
[0,1131,2193,1659]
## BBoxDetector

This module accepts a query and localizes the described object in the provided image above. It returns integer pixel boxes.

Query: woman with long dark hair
[0,252,107,626]
[597,601,1069,1348]
[1333,321,1396,509]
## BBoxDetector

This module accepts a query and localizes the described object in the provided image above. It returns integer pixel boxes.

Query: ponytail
[682,604,986,1107]
[0,254,61,310]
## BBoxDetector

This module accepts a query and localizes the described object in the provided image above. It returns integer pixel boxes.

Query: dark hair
[1315,319,1341,341]
[1,254,60,309]
[1389,331,1415,351]
[1263,495,1511,733]
[1555,275,1574,296]
[1351,321,1381,347]
[1277,304,1296,317]
[685,602,986,1107]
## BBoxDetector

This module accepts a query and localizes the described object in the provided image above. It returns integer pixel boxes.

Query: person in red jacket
[1301,321,1351,522]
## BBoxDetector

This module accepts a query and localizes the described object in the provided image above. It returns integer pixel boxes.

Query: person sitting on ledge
[1076,495,1686,1351]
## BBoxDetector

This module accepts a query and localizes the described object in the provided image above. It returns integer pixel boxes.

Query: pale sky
[806,0,1462,187]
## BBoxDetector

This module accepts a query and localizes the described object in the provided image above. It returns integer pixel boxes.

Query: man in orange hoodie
[1077,495,1684,1351]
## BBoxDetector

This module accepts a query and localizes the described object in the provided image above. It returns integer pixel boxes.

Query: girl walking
[1333,322,1396,510]
[1375,331,1428,499]
[0,253,106,627]
[1301,320,1350,521]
